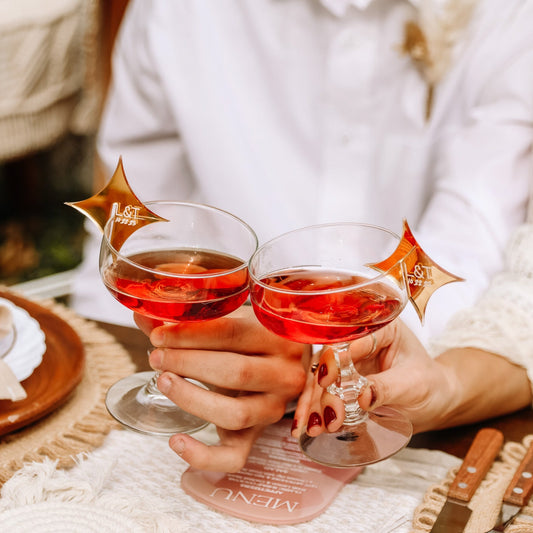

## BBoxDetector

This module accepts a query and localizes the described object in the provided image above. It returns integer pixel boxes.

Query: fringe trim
[411,435,533,532]
[0,294,135,486]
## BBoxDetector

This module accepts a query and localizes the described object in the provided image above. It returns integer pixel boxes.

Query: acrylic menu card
[181,418,362,525]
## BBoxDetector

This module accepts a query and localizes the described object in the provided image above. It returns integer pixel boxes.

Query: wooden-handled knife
[430,427,504,533]
[488,439,533,532]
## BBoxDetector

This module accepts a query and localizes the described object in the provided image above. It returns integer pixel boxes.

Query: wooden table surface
[97,321,533,459]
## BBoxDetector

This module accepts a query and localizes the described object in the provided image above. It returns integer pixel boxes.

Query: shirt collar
[320,0,420,17]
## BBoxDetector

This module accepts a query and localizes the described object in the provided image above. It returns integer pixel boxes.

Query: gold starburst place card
[66,158,167,250]
[368,220,464,323]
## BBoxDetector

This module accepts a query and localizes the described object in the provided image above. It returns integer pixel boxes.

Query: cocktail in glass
[100,201,258,436]
[249,222,413,467]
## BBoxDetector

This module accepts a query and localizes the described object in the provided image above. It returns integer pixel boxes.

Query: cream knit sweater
[0,0,102,162]
[429,198,533,400]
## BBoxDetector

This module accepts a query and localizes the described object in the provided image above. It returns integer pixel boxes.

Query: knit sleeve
[428,223,533,400]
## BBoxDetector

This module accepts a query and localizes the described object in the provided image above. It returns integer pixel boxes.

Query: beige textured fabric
[428,178,533,401]
[412,435,533,532]
[0,0,104,162]
[0,427,459,532]
[0,296,135,486]
[428,223,533,404]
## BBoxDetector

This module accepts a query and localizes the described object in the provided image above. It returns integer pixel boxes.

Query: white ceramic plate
[0,297,46,381]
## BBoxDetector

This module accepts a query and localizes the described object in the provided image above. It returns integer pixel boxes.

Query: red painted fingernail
[318,364,328,381]
[291,418,298,432]
[323,406,337,427]
[307,412,322,431]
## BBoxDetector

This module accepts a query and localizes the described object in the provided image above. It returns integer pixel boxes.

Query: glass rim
[249,221,414,296]
[102,200,258,279]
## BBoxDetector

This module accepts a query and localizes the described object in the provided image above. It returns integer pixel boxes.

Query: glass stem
[139,347,168,402]
[144,370,162,397]
[136,370,177,408]
[327,341,368,426]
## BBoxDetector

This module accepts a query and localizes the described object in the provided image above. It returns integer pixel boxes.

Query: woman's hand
[134,306,307,472]
[292,320,458,438]
[292,319,532,440]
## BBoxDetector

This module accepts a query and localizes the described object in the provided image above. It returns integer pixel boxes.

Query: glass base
[299,406,412,468]
[105,371,210,436]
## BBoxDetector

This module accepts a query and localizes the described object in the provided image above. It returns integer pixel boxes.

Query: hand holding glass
[249,223,413,467]
[100,201,258,436]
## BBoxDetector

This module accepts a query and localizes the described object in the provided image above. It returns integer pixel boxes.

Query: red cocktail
[103,248,250,322]
[252,267,403,344]
[100,201,257,436]
[249,223,413,467]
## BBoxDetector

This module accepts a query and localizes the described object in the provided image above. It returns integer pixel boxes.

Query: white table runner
[0,425,460,532]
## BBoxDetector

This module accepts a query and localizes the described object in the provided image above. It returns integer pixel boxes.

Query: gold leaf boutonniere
[400,0,478,121]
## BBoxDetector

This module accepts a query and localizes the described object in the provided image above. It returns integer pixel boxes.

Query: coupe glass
[249,222,413,467]
[100,201,258,436]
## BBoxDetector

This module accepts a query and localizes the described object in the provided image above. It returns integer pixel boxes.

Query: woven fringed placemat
[412,434,533,533]
[0,297,135,486]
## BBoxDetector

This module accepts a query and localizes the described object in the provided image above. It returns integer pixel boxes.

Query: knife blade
[430,427,504,533]
[488,439,533,532]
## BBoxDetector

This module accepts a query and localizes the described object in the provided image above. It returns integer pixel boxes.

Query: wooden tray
[0,290,85,436]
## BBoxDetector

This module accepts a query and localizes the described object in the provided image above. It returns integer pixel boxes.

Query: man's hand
[135,306,306,472]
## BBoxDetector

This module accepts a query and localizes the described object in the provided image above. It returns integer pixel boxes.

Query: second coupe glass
[249,222,413,467]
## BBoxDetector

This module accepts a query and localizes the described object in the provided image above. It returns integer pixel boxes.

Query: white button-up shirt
[73,0,533,344]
